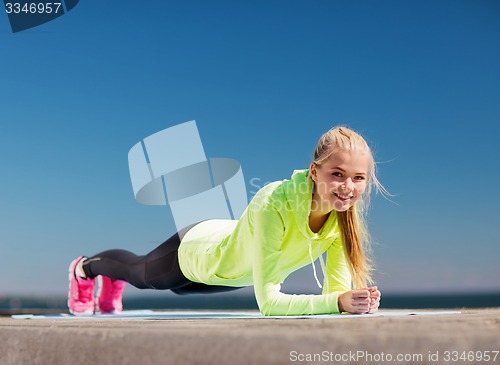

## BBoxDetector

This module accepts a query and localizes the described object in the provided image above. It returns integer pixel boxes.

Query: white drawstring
[308,239,322,289]
[318,243,328,290]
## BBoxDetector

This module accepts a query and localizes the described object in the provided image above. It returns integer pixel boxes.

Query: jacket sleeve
[322,237,352,295]
[251,202,341,316]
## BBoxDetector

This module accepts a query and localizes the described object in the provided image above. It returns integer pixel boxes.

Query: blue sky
[0,0,499,296]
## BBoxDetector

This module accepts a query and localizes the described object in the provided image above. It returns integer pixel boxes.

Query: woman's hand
[367,286,381,313]
[338,286,381,314]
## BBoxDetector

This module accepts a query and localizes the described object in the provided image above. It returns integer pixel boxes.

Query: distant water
[2,293,500,313]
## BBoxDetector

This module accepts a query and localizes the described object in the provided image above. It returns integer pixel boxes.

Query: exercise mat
[12,310,461,320]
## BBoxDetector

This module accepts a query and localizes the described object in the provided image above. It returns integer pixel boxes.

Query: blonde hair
[313,126,388,289]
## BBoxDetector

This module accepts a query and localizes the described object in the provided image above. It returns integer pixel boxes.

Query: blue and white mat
[11,310,461,320]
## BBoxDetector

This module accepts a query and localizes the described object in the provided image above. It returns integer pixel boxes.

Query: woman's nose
[343,178,354,190]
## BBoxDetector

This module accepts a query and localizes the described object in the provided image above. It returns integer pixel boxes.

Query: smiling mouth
[333,192,353,202]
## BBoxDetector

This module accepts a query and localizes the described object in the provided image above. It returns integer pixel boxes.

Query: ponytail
[337,204,372,289]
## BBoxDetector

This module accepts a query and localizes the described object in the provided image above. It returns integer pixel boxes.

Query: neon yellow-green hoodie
[177,169,352,315]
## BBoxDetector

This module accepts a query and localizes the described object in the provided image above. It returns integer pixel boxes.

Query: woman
[68,126,384,316]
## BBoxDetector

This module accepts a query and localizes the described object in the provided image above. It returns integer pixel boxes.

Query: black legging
[81,223,242,295]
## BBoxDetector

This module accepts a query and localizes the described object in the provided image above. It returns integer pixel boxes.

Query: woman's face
[310,149,370,213]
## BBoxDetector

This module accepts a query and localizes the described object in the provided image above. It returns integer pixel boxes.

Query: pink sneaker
[96,276,126,314]
[68,256,95,316]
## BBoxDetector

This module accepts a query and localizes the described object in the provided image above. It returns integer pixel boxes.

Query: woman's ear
[309,162,318,183]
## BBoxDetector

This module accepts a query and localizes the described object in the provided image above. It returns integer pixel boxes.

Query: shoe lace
[109,280,125,302]
[76,277,94,302]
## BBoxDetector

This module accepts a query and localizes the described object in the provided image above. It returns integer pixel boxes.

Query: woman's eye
[332,172,342,177]
[354,176,366,181]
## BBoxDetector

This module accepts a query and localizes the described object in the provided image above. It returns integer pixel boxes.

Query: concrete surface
[1,308,499,365]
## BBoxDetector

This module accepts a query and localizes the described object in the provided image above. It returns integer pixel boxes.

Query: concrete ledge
[1,309,499,365]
